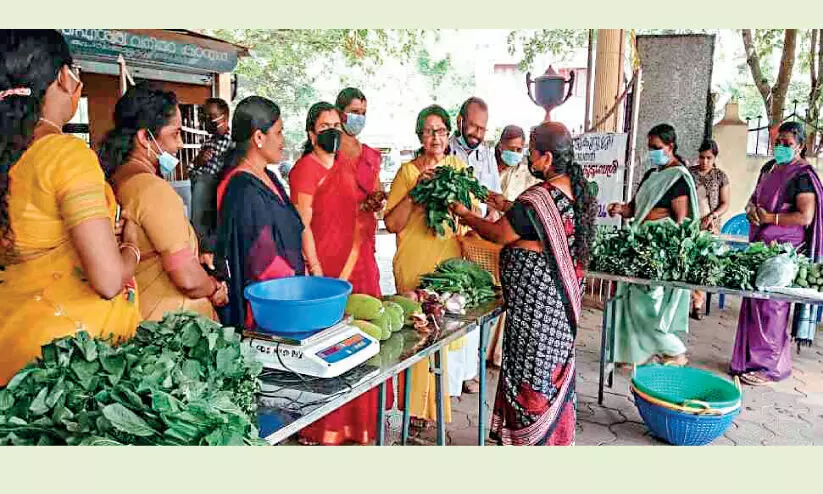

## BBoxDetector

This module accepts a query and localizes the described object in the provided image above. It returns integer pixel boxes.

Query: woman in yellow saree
[98,83,228,322]
[385,104,470,432]
[0,30,141,386]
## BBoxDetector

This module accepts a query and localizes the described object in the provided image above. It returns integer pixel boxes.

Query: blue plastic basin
[244,277,352,334]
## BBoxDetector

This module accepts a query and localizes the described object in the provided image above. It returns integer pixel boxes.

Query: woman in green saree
[606,124,699,366]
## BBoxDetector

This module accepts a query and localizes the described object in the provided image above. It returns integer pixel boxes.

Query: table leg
[607,300,616,389]
[598,298,611,405]
[433,350,446,446]
[478,319,490,446]
[376,380,386,446]
[401,368,411,446]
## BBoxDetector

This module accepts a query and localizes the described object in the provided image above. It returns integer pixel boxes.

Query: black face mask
[527,156,546,180]
[316,128,341,154]
[205,121,219,134]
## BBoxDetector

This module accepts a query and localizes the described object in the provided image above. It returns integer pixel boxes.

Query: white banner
[572,133,628,232]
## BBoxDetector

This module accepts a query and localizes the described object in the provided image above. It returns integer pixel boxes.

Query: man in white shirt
[449,97,502,219]
[447,96,502,396]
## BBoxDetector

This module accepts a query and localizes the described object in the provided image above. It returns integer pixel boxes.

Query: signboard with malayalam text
[572,132,628,232]
[61,29,239,73]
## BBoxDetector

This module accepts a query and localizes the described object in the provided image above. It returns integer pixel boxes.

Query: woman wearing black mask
[289,101,393,445]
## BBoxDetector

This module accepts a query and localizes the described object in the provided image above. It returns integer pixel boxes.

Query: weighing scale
[244,317,379,378]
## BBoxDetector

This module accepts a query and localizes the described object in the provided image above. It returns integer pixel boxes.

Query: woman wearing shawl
[0,30,141,385]
[214,96,305,330]
[732,121,823,385]
[607,124,699,367]
[451,121,596,445]
[288,92,392,446]
[100,83,228,322]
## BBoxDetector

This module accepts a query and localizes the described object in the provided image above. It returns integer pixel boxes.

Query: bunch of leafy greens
[719,242,798,291]
[591,219,801,291]
[591,219,727,286]
[0,312,265,446]
[419,258,496,307]
[409,166,489,237]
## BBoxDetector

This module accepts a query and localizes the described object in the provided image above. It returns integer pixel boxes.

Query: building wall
[83,73,212,148]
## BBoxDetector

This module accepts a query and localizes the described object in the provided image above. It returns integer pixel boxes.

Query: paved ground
[372,232,823,446]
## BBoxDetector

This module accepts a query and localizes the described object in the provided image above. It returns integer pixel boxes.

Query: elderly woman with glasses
[384,104,471,434]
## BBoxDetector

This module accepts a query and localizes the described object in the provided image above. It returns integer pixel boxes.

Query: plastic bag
[755,254,799,291]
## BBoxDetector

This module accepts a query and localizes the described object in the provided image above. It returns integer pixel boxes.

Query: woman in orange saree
[0,30,140,386]
[288,93,391,445]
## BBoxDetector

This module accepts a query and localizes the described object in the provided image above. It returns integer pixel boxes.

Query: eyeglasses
[422,128,448,138]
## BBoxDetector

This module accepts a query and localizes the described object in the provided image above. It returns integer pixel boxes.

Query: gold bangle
[119,242,140,264]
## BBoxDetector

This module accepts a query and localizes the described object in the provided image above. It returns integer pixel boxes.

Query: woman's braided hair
[531,122,597,269]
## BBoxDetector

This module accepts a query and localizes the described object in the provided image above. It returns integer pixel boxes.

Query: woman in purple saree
[732,122,823,385]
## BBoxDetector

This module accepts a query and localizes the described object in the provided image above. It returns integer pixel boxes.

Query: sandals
[690,308,705,321]
[657,354,688,367]
[739,371,772,386]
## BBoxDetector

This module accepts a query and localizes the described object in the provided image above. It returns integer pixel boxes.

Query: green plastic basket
[631,365,742,410]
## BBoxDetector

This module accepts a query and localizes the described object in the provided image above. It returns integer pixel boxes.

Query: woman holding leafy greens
[384,104,468,433]
[732,121,823,385]
[606,123,699,367]
[450,121,596,445]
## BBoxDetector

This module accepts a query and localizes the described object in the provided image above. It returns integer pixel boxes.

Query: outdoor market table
[588,272,823,406]
[256,298,504,446]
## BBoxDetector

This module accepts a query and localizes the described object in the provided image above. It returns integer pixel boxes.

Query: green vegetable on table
[419,258,495,308]
[0,312,265,446]
[409,166,489,237]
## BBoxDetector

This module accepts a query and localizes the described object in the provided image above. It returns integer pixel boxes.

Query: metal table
[257,299,503,446]
[588,272,823,405]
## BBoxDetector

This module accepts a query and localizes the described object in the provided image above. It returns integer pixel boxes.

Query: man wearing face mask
[449,97,503,219]
[446,97,501,396]
[188,98,233,261]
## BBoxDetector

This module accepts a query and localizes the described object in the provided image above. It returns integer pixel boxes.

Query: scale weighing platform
[243,317,380,378]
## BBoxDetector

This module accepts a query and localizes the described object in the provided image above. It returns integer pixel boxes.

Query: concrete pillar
[592,30,624,132]
[216,72,233,103]
[713,100,756,216]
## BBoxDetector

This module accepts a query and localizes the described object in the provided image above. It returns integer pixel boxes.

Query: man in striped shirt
[189,98,233,257]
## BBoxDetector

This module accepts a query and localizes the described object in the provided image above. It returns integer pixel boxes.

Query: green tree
[741,29,798,127]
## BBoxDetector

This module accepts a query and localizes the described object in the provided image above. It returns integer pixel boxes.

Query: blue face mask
[147,130,179,176]
[773,145,795,165]
[647,148,669,167]
[343,113,366,136]
[500,150,523,167]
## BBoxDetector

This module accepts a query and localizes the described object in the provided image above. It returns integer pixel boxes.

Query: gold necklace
[39,118,63,132]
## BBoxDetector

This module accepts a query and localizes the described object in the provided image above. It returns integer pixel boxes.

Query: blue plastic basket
[244,277,353,335]
[632,387,740,446]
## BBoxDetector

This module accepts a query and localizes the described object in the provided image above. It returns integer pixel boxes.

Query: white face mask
[146,130,179,176]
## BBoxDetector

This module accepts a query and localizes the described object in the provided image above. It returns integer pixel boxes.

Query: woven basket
[459,231,503,286]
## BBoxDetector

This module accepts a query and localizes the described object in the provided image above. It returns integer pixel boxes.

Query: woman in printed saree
[384,105,470,433]
[100,83,228,322]
[0,30,140,386]
[215,96,305,331]
[732,121,823,385]
[607,124,699,367]
[450,121,597,445]
[288,94,392,446]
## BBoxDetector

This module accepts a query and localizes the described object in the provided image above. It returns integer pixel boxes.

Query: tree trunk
[742,29,772,121]
[769,29,798,128]
[809,29,823,156]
